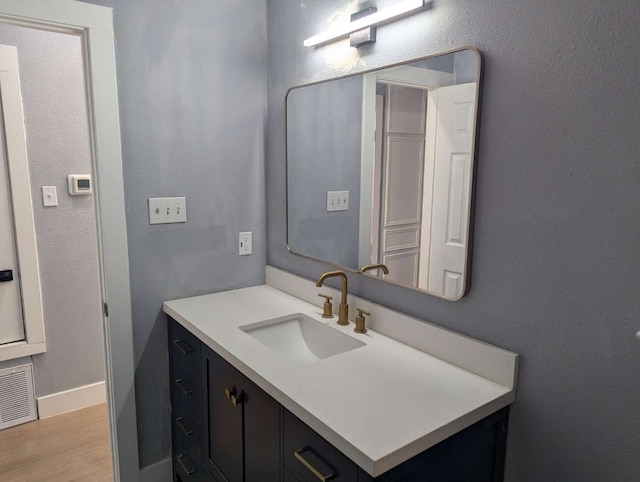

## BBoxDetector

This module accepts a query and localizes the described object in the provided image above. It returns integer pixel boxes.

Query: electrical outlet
[148,197,186,224]
[239,231,252,256]
[327,190,349,212]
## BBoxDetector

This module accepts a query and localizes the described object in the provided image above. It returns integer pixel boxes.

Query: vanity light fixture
[303,0,426,48]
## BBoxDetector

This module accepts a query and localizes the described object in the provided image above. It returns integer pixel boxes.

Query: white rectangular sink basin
[240,313,366,364]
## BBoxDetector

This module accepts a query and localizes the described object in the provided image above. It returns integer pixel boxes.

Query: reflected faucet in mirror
[316,270,349,326]
[359,263,389,276]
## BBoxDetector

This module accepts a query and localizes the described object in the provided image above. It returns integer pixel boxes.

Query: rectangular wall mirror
[286,47,482,300]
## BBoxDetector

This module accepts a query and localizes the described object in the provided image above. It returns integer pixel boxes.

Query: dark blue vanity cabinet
[168,316,509,482]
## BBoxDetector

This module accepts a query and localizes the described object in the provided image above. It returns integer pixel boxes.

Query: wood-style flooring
[0,403,112,481]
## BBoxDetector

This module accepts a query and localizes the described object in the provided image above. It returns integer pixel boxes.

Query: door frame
[0,1,139,480]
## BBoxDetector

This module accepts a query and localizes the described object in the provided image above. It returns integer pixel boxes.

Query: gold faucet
[359,263,389,275]
[316,270,349,325]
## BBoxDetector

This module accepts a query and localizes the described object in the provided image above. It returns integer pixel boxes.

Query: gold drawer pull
[174,378,192,397]
[173,339,193,355]
[176,454,197,475]
[294,447,336,482]
[175,416,193,436]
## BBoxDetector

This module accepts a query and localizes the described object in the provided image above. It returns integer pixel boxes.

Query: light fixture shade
[304,0,425,48]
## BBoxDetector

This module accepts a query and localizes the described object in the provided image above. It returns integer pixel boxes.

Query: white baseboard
[140,458,172,482]
[37,381,106,419]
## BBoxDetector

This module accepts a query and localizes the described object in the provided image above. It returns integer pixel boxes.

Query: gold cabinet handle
[175,416,193,436]
[231,393,242,407]
[225,387,243,407]
[294,447,336,482]
[174,378,192,397]
[176,454,197,475]
[173,339,193,355]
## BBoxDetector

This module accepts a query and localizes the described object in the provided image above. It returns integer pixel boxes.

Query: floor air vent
[0,364,37,430]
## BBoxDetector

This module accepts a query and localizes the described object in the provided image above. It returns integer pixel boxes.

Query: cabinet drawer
[284,466,301,482]
[203,467,223,482]
[203,468,216,482]
[172,358,202,422]
[174,452,203,482]
[169,317,201,377]
[172,398,202,464]
[283,410,359,482]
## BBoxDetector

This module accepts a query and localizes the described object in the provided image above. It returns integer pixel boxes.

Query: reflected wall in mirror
[287,48,481,300]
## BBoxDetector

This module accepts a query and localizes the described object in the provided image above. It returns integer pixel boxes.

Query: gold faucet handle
[318,293,333,318]
[354,308,370,334]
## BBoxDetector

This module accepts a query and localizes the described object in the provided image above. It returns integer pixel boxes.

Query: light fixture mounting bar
[350,7,377,48]
[304,0,425,48]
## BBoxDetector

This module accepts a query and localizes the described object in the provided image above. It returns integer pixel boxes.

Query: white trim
[0,341,45,361]
[139,458,173,482]
[0,0,111,31]
[358,73,377,268]
[418,89,438,289]
[0,45,46,361]
[0,1,140,480]
[37,381,106,419]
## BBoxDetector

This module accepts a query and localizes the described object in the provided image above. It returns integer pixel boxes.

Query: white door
[0,103,24,344]
[0,45,44,355]
[426,82,477,298]
[378,84,426,286]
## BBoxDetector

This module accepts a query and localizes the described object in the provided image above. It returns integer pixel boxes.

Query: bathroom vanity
[164,268,518,482]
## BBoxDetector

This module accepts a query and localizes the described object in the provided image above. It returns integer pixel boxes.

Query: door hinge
[103,302,109,317]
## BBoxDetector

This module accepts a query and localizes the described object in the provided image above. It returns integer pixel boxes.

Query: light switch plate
[327,190,349,212]
[148,197,186,224]
[42,186,58,207]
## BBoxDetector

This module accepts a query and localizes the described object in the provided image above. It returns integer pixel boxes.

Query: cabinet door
[203,346,244,482]
[243,376,281,481]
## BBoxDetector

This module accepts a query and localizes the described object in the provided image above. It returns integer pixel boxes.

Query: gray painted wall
[0,26,104,397]
[267,1,640,481]
[82,0,268,468]
[287,76,362,267]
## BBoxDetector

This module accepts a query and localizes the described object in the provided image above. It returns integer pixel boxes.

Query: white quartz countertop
[164,282,517,477]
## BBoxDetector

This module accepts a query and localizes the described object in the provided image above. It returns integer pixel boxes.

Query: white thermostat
[68,174,92,195]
